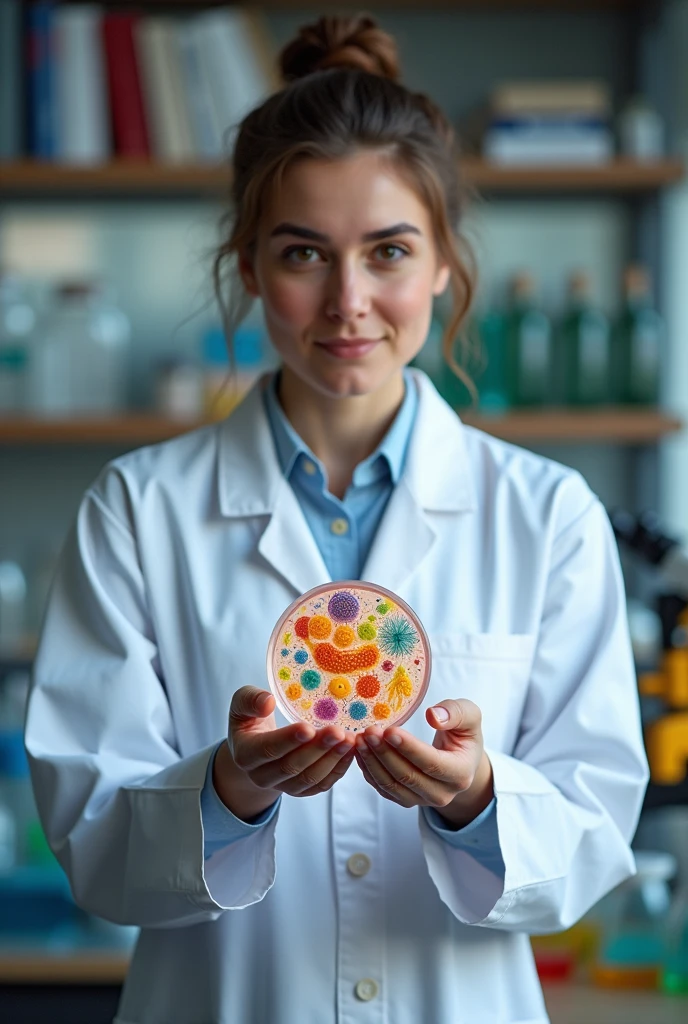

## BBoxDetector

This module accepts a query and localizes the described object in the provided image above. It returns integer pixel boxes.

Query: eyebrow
[269,221,422,243]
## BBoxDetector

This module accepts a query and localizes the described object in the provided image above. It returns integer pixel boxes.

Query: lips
[316,337,382,359]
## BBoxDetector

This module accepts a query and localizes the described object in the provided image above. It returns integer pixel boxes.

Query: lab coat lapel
[217,375,330,597]
[257,480,331,595]
[361,370,476,592]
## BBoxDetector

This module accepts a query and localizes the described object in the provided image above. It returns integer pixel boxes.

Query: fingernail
[296,728,311,742]
[366,734,381,748]
[322,734,340,748]
[335,742,351,755]
[432,706,449,723]
[356,735,367,750]
[386,733,402,747]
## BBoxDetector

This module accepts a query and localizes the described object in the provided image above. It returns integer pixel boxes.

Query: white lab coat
[25,369,649,1024]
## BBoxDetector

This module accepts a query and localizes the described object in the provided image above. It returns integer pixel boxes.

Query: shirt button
[330,518,349,536]
[302,459,317,476]
[346,853,371,877]
[355,978,379,1002]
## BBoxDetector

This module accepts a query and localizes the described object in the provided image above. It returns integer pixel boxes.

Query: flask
[29,279,131,415]
[611,265,662,405]
[0,272,36,412]
[558,271,611,405]
[504,273,552,406]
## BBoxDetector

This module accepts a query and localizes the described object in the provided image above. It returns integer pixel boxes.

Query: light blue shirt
[201,370,502,877]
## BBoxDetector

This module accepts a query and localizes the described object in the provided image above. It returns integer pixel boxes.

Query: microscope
[610,509,688,808]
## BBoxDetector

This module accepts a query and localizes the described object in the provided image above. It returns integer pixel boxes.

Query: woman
[25,14,648,1024]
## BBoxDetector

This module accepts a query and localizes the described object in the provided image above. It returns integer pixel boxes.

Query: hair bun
[280,14,400,83]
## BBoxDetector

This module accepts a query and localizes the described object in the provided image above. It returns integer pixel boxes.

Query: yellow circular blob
[373,702,391,720]
[329,676,352,699]
[333,624,355,648]
[285,683,302,701]
[300,699,313,710]
[309,615,332,640]
[278,667,291,681]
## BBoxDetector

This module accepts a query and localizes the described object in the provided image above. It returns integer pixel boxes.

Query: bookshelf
[0,408,681,445]
[0,156,683,198]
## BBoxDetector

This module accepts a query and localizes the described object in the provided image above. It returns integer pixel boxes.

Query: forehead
[261,150,432,240]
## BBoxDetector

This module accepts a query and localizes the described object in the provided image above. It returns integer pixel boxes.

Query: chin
[310,364,390,400]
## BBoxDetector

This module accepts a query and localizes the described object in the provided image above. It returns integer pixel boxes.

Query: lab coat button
[355,978,379,1001]
[346,853,371,877]
[331,518,349,536]
[302,459,317,476]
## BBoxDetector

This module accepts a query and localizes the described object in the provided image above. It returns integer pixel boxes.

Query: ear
[238,249,260,298]
[432,263,450,297]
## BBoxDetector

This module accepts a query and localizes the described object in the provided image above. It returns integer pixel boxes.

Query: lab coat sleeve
[422,799,505,879]
[24,483,280,929]
[201,742,281,858]
[419,494,650,931]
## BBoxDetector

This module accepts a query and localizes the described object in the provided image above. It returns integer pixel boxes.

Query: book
[135,16,196,164]
[102,11,151,159]
[26,0,57,159]
[484,125,614,166]
[54,4,111,164]
[193,7,277,156]
[490,80,612,118]
[176,18,224,162]
[0,0,23,159]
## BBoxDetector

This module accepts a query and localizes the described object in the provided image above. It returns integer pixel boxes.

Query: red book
[102,12,150,158]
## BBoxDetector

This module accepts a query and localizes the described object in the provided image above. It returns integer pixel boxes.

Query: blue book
[0,0,22,159]
[27,0,57,159]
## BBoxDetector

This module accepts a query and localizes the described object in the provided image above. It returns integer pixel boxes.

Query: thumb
[229,686,275,727]
[426,698,481,734]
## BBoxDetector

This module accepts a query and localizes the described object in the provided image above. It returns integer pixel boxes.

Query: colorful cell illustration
[267,582,430,731]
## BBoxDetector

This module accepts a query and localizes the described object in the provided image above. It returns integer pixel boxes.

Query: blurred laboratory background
[2,0,688,1021]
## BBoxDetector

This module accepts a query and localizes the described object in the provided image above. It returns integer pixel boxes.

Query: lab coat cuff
[422,799,506,878]
[201,742,282,855]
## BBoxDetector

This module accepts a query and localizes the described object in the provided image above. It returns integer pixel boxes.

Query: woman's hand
[354,699,494,829]
[213,685,356,822]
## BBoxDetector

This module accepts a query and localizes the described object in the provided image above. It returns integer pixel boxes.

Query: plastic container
[266,582,431,731]
[592,849,677,988]
[28,279,131,415]
[0,272,36,412]
[619,96,665,161]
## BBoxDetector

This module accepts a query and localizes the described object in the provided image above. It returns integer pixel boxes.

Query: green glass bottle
[504,273,552,407]
[611,265,662,405]
[559,271,611,406]
[475,306,509,413]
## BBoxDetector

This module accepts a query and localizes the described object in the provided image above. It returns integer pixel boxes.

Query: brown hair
[212,12,478,398]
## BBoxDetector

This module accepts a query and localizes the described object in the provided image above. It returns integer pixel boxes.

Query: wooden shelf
[0,950,130,985]
[0,158,682,199]
[0,408,681,446]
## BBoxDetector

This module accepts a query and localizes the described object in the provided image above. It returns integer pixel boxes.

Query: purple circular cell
[327,590,360,622]
[313,697,338,721]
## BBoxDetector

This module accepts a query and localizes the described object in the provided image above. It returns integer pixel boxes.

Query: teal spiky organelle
[378,615,418,658]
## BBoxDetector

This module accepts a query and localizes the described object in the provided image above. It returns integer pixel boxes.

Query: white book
[177,19,224,162]
[484,135,614,166]
[54,5,111,165]
[135,17,196,164]
[194,8,276,156]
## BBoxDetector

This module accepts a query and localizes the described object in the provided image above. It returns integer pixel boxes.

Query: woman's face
[239,149,450,400]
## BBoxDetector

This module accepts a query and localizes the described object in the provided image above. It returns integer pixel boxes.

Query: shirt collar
[263,368,418,488]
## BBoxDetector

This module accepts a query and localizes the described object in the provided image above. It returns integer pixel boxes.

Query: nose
[324,261,371,324]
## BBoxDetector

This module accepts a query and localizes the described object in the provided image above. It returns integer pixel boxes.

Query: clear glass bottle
[0,272,36,412]
[29,279,131,416]
[611,265,663,405]
[558,271,611,406]
[504,273,553,407]
[592,850,676,988]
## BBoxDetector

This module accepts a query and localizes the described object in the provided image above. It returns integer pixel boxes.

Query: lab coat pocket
[425,632,536,751]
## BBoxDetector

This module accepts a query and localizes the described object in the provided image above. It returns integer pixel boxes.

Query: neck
[277,367,406,499]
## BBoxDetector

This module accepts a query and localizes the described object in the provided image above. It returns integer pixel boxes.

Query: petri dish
[266,581,431,731]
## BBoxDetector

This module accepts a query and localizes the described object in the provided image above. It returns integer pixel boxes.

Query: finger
[377,727,467,785]
[233,720,317,772]
[298,748,356,797]
[251,734,355,791]
[426,698,482,734]
[354,737,418,808]
[357,731,452,805]
[229,686,275,725]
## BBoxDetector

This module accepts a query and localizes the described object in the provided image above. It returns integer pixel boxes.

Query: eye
[283,246,321,264]
[374,243,409,262]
